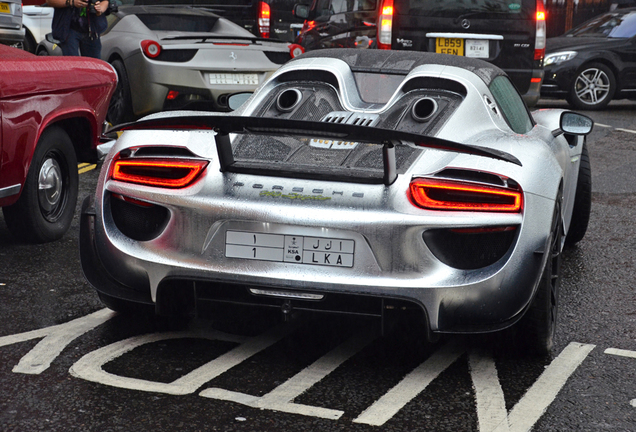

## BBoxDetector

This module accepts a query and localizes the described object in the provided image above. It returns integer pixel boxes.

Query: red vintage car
[0,44,117,243]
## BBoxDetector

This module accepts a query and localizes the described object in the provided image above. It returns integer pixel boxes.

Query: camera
[87,0,96,14]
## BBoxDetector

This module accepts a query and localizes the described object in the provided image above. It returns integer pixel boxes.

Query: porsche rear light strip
[409,178,523,212]
[111,159,208,188]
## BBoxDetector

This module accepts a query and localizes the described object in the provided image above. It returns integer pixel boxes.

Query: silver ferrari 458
[36,5,297,124]
[81,49,593,355]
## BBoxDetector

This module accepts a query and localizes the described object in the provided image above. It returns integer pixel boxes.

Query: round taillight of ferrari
[289,43,305,58]
[141,40,162,59]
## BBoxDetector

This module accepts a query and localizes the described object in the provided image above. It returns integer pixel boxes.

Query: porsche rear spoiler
[111,115,522,185]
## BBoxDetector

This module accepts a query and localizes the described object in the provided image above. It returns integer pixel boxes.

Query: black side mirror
[294,4,310,19]
[228,92,252,111]
[45,33,60,44]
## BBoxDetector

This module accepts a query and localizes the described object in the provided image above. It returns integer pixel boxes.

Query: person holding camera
[46,0,111,58]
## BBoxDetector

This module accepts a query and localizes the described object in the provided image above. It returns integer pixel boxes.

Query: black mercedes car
[541,7,636,110]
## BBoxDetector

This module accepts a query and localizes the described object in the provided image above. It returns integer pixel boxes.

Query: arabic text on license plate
[465,39,489,58]
[209,73,259,85]
[225,231,355,267]
[436,37,464,56]
[0,3,11,13]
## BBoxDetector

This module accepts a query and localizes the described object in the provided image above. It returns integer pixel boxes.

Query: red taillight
[534,0,546,62]
[166,90,179,100]
[409,178,523,212]
[111,159,209,188]
[288,43,305,58]
[377,0,393,50]
[141,40,161,59]
[259,1,271,38]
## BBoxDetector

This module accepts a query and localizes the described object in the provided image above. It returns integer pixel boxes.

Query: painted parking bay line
[354,342,594,430]
[70,324,295,395]
[78,163,97,174]
[604,348,636,408]
[200,330,378,420]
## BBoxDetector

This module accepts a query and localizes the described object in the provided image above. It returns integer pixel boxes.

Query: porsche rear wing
[112,115,521,185]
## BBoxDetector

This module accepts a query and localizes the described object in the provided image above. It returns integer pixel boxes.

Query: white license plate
[0,2,10,13]
[225,231,355,267]
[465,39,489,58]
[209,73,259,85]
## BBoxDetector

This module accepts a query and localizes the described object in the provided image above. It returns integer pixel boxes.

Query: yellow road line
[78,164,97,174]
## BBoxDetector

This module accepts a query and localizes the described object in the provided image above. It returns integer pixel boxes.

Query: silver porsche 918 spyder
[80,49,593,356]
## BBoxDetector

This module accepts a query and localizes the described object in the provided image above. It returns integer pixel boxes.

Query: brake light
[409,178,523,212]
[141,40,161,59]
[166,90,179,100]
[377,0,393,50]
[288,43,305,58]
[535,0,546,61]
[259,1,271,38]
[111,159,209,188]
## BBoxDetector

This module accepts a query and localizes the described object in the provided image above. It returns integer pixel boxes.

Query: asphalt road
[0,100,635,431]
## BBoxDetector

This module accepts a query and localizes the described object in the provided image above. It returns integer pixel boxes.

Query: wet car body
[541,7,636,110]
[80,49,593,354]
[0,44,116,242]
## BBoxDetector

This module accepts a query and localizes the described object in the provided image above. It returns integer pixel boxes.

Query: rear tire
[107,59,135,125]
[515,202,562,356]
[565,143,592,246]
[3,127,78,243]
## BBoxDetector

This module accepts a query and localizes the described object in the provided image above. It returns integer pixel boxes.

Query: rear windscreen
[136,13,219,31]
[395,0,530,18]
[314,0,377,18]
[566,11,636,38]
[353,72,404,103]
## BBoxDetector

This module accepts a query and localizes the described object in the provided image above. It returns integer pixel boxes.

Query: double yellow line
[78,163,97,174]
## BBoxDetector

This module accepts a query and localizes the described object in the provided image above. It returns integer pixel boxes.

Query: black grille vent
[110,194,169,241]
[264,51,292,65]
[155,49,197,63]
[423,226,518,270]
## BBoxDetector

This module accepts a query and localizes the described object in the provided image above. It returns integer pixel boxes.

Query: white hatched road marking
[0,310,602,429]
[604,348,636,408]
[0,308,115,374]
[70,324,295,395]
[200,330,377,419]
[353,340,465,426]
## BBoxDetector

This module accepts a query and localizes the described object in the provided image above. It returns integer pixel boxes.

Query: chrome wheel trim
[38,155,64,221]
[575,67,611,106]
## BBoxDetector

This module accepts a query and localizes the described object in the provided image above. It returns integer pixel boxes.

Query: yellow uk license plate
[0,3,11,13]
[436,38,464,56]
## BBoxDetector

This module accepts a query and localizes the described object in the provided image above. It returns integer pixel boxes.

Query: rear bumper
[80,186,553,335]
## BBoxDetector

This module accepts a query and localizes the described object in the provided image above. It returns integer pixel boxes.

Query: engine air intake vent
[321,111,380,127]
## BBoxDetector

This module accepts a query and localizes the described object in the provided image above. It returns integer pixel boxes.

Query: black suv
[131,0,304,42]
[377,0,546,107]
[295,0,545,107]
[294,0,379,50]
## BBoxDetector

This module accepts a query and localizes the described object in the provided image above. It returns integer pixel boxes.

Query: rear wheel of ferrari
[107,59,135,125]
[565,143,592,246]
[516,202,562,356]
[3,127,78,243]
[566,62,615,110]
